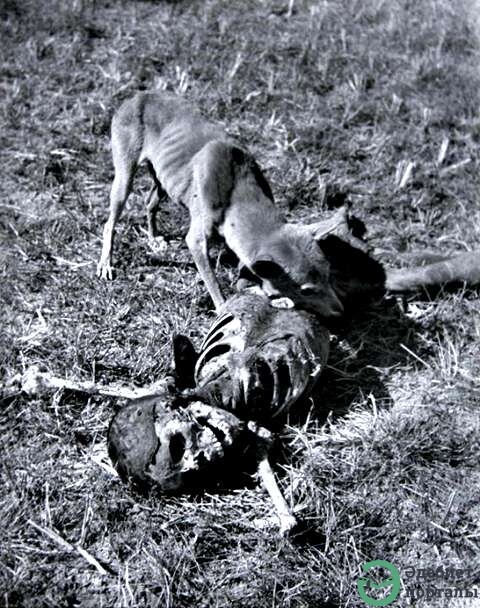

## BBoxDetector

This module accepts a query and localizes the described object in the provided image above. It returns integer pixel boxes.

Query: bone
[257,456,296,536]
[194,291,330,420]
[13,365,174,400]
[104,290,330,536]
[269,296,295,309]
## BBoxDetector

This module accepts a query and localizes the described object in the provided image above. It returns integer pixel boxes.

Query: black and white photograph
[1,0,479,605]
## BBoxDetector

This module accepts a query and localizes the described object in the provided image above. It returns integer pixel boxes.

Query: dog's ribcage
[140,117,227,204]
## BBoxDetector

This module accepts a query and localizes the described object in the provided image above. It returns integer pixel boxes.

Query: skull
[108,394,246,491]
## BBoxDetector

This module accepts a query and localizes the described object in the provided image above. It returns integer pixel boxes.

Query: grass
[1,0,480,605]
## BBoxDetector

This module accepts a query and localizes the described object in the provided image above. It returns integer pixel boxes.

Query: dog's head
[248,225,344,319]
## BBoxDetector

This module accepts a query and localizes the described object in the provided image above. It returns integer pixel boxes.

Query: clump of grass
[1,0,479,605]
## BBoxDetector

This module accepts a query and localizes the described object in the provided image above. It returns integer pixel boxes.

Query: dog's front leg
[185,219,225,311]
[258,456,296,536]
[97,179,131,279]
[97,154,135,280]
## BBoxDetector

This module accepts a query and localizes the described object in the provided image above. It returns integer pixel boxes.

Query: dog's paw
[97,261,114,280]
[148,235,168,255]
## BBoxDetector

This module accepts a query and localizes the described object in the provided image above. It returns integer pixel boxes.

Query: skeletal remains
[108,290,331,534]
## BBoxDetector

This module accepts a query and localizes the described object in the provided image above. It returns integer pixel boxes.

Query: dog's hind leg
[145,161,168,239]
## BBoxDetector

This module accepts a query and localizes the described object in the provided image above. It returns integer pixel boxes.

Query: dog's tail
[385,251,480,292]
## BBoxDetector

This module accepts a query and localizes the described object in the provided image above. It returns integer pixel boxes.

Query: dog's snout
[329,295,344,317]
[297,284,344,319]
[325,286,344,317]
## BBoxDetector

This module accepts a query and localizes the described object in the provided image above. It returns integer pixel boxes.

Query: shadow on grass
[287,237,421,425]
[274,298,421,545]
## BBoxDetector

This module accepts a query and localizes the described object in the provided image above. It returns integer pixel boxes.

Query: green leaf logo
[357,559,401,606]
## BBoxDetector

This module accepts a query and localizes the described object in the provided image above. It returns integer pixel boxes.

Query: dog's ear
[306,206,370,254]
[172,334,198,390]
[306,206,349,242]
[250,259,284,280]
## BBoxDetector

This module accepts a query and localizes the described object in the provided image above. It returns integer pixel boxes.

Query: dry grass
[1,0,480,606]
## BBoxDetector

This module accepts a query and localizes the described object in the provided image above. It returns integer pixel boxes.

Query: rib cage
[194,292,330,425]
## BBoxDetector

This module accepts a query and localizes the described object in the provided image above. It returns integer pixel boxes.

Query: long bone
[257,456,297,535]
[108,389,297,533]
[5,364,174,400]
